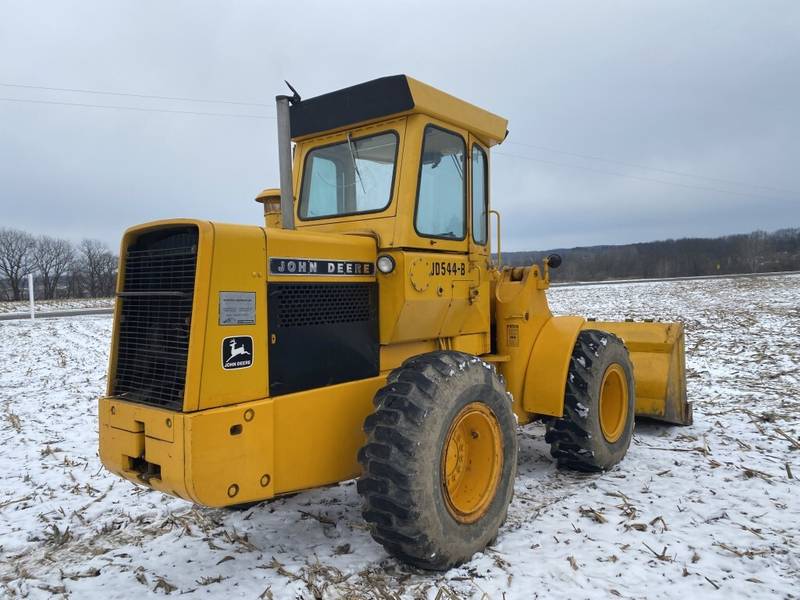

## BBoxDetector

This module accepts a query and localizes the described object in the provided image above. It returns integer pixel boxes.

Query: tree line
[0,227,117,301]
[504,228,800,282]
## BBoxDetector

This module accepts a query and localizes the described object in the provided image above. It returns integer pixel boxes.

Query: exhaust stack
[275,95,295,230]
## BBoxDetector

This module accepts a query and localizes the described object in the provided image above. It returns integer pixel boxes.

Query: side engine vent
[275,283,372,328]
[111,226,198,410]
[268,282,378,396]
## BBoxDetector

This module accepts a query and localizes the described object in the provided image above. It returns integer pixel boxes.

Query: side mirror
[546,253,562,269]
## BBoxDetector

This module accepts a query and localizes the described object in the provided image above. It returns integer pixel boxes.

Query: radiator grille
[111,226,198,410]
[275,283,372,328]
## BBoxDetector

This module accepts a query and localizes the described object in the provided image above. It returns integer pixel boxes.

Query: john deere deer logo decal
[228,339,250,359]
[222,336,253,370]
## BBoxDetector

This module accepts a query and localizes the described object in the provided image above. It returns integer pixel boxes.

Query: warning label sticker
[507,324,520,348]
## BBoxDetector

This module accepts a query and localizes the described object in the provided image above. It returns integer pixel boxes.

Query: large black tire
[545,330,635,472]
[357,351,517,570]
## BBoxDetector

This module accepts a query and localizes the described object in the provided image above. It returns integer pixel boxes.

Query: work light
[377,255,396,274]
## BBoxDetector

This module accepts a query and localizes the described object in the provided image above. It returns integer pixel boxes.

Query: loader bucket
[585,321,692,425]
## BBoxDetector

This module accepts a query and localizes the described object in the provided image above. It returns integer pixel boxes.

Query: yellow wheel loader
[98,75,691,570]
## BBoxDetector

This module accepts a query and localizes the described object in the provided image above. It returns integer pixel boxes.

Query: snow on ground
[0,298,114,315]
[0,274,798,599]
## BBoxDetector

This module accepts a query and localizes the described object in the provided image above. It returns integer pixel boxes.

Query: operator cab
[258,75,507,258]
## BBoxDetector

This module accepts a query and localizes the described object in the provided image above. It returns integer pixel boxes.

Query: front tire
[357,351,517,570]
[545,330,635,472]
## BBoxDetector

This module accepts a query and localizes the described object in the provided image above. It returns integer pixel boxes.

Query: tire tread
[358,351,511,569]
[545,330,633,472]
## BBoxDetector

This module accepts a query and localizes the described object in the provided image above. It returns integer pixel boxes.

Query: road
[0,307,114,321]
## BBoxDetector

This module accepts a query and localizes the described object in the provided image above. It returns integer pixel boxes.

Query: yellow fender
[522,316,585,417]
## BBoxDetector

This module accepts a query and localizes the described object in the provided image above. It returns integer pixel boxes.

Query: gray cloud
[1,0,798,252]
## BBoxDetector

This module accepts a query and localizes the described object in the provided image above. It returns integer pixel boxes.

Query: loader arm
[494,265,691,426]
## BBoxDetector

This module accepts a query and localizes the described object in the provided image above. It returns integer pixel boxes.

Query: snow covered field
[1,274,798,599]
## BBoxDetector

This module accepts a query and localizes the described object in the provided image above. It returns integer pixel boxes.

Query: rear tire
[545,330,635,472]
[357,351,517,570]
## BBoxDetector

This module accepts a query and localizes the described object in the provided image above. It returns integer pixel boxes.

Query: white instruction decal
[219,292,256,325]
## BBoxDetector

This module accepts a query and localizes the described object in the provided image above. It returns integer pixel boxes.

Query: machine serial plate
[219,292,256,325]
[269,257,374,276]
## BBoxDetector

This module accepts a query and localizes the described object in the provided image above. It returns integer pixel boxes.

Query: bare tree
[0,228,36,300]
[66,257,84,298]
[33,236,74,299]
[79,239,118,297]
[98,251,118,297]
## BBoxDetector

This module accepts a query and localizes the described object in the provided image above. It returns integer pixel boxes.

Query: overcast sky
[1,1,798,252]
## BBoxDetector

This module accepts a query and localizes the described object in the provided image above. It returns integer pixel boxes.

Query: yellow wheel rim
[599,364,629,443]
[441,402,503,524]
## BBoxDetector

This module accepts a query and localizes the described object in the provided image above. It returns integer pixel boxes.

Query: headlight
[377,255,396,274]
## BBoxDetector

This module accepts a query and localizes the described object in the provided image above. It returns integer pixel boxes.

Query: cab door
[381,120,472,343]
[455,137,492,349]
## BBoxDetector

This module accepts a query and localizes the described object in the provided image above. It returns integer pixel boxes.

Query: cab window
[415,126,466,239]
[299,131,398,220]
[472,144,488,245]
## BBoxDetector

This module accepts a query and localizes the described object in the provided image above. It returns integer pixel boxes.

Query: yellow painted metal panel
[523,316,586,417]
[457,260,491,338]
[441,279,471,336]
[376,250,409,343]
[184,400,275,506]
[380,339,439,372]
[380,251,453,343]
[185,221,215,411]
[100,396,277,507]
[197,223,269,411]
[98,397,190,501]
[452,332,488,356]
[494,266,553,423]
[273,376,386,494]
[99,374,387,507]
[99,422,144,471]
[406,77,508,147]
[145,435,188,498]
[377,249,489,345]
[104,398,174,442]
